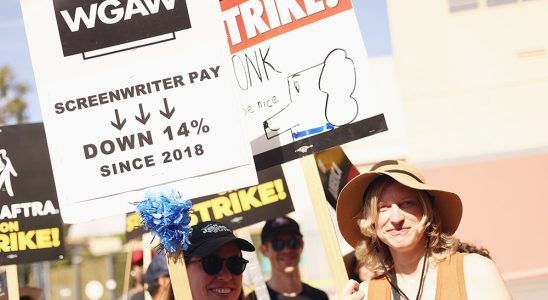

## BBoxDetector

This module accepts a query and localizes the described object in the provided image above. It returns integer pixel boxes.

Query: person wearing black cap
[183,220,255,300]
[253,215,328,300]
[144,254,174,300]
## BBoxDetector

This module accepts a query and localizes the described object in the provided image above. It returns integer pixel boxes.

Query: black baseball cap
[261,216,302,244]
[184,221,255,257]
[144,254,169,284]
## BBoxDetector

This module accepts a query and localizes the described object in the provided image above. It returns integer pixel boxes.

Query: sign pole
[300,155,349,292]
[6,265,20,299]
[122,241,133,300]
[166,255,193,300]
[142,234,152,300]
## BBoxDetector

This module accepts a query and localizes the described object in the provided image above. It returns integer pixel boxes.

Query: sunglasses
[271,238,302,251]
[189,255,249,275]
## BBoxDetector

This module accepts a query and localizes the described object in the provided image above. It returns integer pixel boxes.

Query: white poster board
[220,0,388,170]
[20,0,257,223]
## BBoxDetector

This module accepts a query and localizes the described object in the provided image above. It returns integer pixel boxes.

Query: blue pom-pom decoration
[134,188,193,253]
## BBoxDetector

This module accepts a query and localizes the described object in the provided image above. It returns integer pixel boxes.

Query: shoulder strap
[368,276,392,300]
[435,252,468,300]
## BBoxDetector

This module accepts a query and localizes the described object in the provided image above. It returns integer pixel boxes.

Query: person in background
[128,250,145,300]
[144,254,174,300]
[337,159,511,299]
[183,221,255,300]
[343,251,377,283]
[252,215,329,300]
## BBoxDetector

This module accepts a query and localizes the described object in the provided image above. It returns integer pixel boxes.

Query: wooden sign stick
[6,265,20,299]
[121,242,133,300]
[300,155,349,292]
[142,233,152,300]
[167,254,193,300]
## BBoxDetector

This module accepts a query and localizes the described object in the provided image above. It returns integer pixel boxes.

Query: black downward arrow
[135,103,151,125]
[111,109,126,131]
[159,97,175,119]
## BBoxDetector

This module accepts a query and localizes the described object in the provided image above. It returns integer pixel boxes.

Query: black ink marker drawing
[263,49,358,141]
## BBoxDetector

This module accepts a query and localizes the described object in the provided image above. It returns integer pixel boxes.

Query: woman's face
[375,181,426,253]
[187,242,243,300]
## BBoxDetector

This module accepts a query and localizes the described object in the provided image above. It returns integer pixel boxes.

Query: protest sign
[129,164,293,237]
[125,212,145,242]
[189,164,293,229]
[315,146,359,209]
[220,0,388,170]
[0,123,65,265]
[20,0,257,223]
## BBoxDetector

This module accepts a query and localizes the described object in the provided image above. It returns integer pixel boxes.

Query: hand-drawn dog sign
[221,0,388,170]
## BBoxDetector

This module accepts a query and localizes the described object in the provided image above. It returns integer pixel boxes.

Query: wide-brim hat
[336,160,462,248]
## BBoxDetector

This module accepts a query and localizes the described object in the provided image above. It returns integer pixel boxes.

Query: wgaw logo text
[53,0,191,57]
[61,0,175,32]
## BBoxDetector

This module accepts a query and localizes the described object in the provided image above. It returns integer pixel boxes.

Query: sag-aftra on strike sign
[20,0,257,223]
[0,123,65,265]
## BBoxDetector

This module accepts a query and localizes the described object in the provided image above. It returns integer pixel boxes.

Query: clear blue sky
[0,0,392,123]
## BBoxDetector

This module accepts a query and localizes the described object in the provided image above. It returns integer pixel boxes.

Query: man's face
[260,231,303,274]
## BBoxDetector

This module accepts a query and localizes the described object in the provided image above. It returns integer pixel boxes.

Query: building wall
[421,151,548,277]
[387,0,548,163]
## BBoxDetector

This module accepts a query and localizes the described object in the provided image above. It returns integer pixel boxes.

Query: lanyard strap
[389,269,402,300]
[385,238,430,300]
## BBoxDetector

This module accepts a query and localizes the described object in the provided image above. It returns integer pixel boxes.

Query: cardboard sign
[20,0,257,223]
[220,0,388,170]
[189,165,293,229]
[0,123,65,265]
[315,146,359,209]
[125,212,145,242]
[130,165,293,235]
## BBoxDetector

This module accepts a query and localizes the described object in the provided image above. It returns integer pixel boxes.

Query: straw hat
[336,160,463,248]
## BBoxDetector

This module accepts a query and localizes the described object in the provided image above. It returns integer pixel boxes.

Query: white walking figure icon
[0,149,17,197]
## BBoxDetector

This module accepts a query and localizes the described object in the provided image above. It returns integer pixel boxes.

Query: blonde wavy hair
[354,176,458,274]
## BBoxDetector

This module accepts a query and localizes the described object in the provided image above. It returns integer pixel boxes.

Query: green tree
[0,65,28,124]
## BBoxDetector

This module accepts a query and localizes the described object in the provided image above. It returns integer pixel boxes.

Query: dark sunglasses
[271,238,302,251]
[189,255,249,275]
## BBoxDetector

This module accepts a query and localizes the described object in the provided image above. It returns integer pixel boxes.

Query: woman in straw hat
[336,160,511,300]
